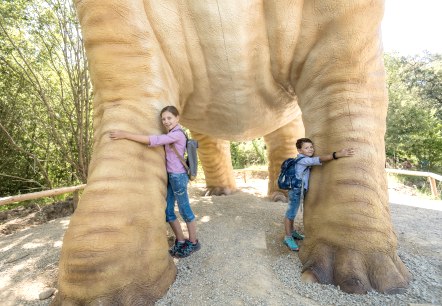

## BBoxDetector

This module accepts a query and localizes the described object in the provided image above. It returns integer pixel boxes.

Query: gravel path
[1,177,441,305]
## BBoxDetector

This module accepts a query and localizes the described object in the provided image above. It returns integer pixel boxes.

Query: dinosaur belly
[145,0,304,140]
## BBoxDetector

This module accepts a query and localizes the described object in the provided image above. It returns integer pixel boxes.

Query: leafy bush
[230,138,267,169]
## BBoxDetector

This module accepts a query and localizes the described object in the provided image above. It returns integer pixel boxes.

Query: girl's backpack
[184,136,198,180]
[170,129,198,181]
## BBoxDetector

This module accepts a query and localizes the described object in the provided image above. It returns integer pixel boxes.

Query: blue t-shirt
[295,154,321,190]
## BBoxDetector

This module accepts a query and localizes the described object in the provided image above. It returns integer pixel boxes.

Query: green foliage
[230,138,267,169]
[384,53,442,174]
[0,0,93,196]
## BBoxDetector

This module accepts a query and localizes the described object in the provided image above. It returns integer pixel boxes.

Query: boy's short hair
[296,138,313,149]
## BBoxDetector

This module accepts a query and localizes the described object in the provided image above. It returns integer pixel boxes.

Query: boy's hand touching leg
[336,148,355,158]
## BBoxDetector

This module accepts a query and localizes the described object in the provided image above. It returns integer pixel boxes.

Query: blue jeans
[285,188,305,220]
[165,173,195,223]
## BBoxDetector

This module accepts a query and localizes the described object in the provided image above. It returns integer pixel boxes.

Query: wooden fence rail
[385,168,442,198]
[0,184,86,207]
[0,169,440,207]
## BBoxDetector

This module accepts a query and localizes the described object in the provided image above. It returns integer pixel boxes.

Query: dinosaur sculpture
[53,0,410,304]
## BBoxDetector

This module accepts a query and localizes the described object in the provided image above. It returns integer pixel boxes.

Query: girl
[109,106,200,258]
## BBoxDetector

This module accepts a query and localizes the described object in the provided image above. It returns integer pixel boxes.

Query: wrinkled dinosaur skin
[52,0,410,304]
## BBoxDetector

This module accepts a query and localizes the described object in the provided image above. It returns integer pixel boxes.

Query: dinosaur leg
[264,114,305,202]
[190,131,236,196]
[293,0,411,294]
[53,1,177,304]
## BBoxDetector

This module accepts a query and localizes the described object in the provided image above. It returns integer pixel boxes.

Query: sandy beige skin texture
[52,0,411,304]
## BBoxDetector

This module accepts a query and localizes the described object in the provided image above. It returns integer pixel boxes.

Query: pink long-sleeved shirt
[149,124,187,174]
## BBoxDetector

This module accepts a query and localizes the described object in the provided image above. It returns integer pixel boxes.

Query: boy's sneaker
[292,230,305,240]
[283,236,299,251]
[169,240,185,257]
[175,239,201,258]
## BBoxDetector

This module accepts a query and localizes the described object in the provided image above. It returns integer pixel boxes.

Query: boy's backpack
[277,156,306,190]
[170,129,198,181]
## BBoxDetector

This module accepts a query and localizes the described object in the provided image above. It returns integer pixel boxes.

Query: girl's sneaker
[283,236,299,251]
[169,240,185,257]
[291,230,305,240]
[175,239,201,258]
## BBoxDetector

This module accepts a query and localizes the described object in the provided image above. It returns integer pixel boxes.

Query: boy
[283,138,355,251]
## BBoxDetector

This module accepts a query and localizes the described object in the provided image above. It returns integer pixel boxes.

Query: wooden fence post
[73,190,80,211]
[428,177,439,198]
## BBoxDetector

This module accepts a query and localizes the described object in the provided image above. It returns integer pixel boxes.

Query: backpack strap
[297,156,310,182]
[295,156,311,212]
[178,128,188,140]
[170,143,190,172]
[169,128,190,172]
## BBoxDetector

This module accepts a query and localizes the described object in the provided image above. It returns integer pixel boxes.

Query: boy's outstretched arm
[109,130,150,145]
[319,148,355,162]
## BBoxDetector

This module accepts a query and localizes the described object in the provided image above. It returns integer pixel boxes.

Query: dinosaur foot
[204,186,235,196]
[270,191,287,202]
[300,243,410,294]
[51,257,176,305]
[51,267,176,306]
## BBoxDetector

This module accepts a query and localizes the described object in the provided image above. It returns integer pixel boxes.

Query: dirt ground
[0,199,75,236]
[0,173,441,305]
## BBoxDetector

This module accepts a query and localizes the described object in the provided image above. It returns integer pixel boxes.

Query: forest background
[1,1,441,201]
